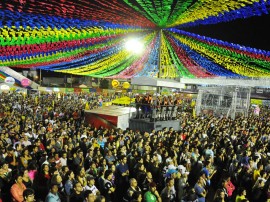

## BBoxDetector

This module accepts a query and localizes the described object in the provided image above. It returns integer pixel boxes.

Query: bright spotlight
[125,38,144,54]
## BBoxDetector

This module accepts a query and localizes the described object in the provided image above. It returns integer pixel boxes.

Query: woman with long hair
[10,172,26,202]
[21,169,32,188]
[33,164,50,201]
[20,148,32,169]
[214,189,226,202]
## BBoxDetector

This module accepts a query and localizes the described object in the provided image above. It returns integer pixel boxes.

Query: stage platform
[129,118,180,133]
[85,105,180,132]
[85,105,136,130]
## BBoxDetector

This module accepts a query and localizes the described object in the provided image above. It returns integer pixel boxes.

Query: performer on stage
[135,94,141,119]
[161,96,169,121]
[150,94,159,122]
[141,94,148,119]
[172,96,181,120]
[150,96,156,122]
[146,94,152,119]
[156,94,162,121]
[167,95,174,120]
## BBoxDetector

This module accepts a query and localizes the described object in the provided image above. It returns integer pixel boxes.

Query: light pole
[157,30,162,94]
[39,69,42,85]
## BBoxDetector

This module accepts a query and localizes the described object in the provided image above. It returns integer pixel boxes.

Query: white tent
[131,76,185,88]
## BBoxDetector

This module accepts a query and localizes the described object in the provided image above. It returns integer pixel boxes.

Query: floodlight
[125,38,144,54]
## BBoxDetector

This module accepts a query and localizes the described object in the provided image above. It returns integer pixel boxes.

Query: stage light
[53,87,60,92]
[125,38,144,54]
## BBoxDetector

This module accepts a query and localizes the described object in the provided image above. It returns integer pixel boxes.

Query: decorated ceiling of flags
[0,0,270,78]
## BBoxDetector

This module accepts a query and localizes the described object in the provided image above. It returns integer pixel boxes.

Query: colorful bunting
[0,0,270,78]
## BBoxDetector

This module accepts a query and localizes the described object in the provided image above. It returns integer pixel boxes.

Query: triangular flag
[35,96,38,104]
[85,102,90,110]
[193,108,196,118]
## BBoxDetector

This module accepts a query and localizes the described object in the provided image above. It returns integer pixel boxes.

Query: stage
[85,105,136,130]
[129,118,180,133]
[85,105,180,132]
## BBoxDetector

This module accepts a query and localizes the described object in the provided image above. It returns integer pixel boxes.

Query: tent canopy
[131,76,185,88]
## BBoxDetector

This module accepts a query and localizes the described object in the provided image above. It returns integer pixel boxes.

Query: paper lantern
[111,79,119,88]
[0,84,10,91]
[4,77,15,85]
[21,79,31,87]
[122,81,130,89]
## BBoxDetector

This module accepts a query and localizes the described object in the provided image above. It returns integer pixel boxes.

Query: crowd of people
[0,92,269,202]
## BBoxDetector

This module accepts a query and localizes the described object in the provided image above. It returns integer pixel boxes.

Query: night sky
[183,14,270,51]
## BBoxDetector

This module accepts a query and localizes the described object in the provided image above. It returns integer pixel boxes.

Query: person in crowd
[130,191,143,202]
[194,176,207,202]
[141,171,154,194]
[34,163,51,201]
[235,187,247,202]
[160,178,176,202]
[176,169,189,202]
[51,173,66,201]
[0,161,12,197]
[21,169,32,188]
[252,178,267,202]
[201,160,216,187]
[5,146,18,170]
[224,175,235,201]
[10,173,27,202]
[94,195,106,202]
[115,155,129,200]
[64,170,75,197]
[123,178,141,202]
[23,188,35,202]
[213,189,226,202]
[102,169,115,202]
[20,148,32,170]
[84,175,100,196]
[105,150,116,166]
[77,166,87,188]
[45,183,61,202]
[135,163,147,189]
[144,182,162,202]
[253,162,264,183]
[84,190,96,202]
[70,181,85,202]
[183,188,198,202]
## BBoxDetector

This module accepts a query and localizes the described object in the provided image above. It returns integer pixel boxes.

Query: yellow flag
[191,100,196,107]
[193,108,196,118]
[35,96,38,104]
[85,102,90,110]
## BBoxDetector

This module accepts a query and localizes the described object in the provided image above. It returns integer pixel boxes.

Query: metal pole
[158,30,162,79]
[71,75,73,87]
[157,30,162,94]
[39,69,42,85]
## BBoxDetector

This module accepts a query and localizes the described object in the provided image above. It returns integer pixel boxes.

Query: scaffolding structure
[195,86,251,119]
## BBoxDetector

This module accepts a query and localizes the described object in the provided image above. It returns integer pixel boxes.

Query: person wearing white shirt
[84,175,99,195]
[60,152,67,167]
[49,119,55,125]
[24,131,32,139]
[13,143,23,158]
[22,136,32,147]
